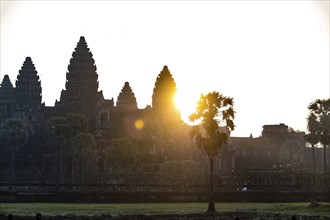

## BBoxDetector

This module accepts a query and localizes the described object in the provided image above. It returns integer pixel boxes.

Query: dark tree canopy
[46,115,77,183]
[0,118,28,181]
[106,137,138,181]
[15,57,42,111]
[67,113,88,135]
[0,118,27,154]
[116,82,137,110]
[72,131,96,184]
[46,116,73,158]
[46,113,91,184]
[46,113,89,157]
[72,132,96,159]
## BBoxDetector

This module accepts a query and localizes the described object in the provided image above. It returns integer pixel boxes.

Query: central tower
[56,36,104,124]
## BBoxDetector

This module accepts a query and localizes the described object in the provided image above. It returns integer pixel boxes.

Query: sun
[174,91,198,124]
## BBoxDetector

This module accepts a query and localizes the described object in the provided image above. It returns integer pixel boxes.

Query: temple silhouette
[0,36,323,186]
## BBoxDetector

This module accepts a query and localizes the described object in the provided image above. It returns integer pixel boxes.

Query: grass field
[1,202,330,217]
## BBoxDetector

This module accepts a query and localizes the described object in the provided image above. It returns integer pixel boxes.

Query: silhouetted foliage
[106,137,138,182]
[66,113,89,184]
[72,131,96,184]
[189,91,235,213]
[67,113,88,135]
[46,113,91,184]
[307,98,330,172]
[46,116,73,184]
[152,122,196,160]
[0,118,27,182]
[137,109,195,164]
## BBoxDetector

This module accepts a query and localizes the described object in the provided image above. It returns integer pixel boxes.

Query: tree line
[0,94,329,214]
[0,112,197,185]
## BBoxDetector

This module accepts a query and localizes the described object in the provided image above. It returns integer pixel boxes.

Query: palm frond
[223,97,234,107]
[189,113,200,122]
[226,119,235,131]
[188,91,235,160]
[308,99,320,111]
[226,107,235,119]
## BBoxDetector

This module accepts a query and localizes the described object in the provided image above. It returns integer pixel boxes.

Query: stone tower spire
[15,57,42,112]
[0,75,15,124]
[58,36,99,111]
[152,65,177,110]
[57,36,103,126]
[116,82,138,110]
[1,75,13,88]
[152,65,181,123]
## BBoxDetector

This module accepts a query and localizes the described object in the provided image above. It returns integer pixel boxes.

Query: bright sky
[1,1,329,137]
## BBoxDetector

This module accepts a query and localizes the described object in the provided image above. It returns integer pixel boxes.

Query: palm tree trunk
[10,153,15,183]
[81,162,85,185]
[207,156,216,213]
[59,157,64,184]
[311,144,316,173]
[71,157,75,190]
[324,144,327,172]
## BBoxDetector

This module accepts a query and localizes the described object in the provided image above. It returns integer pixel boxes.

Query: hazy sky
[1,1,329,137]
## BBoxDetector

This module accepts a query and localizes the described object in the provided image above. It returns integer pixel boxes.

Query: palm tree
[46,116,73,184]
[106,137,138,182]
[67,113,88,186]
[305,133,319,173]
[71,132,96,185]
[0,118,27,183]
[189,91,235,213]
[306,113,320,173]
[307,99,330,172]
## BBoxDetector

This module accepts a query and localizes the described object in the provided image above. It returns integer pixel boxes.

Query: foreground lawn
[0,202,329,217]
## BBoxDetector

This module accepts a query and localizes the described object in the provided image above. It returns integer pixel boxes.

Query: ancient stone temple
[0,36,315,186]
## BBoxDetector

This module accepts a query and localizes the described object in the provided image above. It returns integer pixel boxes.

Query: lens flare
[134,119,144,129]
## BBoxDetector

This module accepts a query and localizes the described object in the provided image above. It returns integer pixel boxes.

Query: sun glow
[175,91,199,124]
